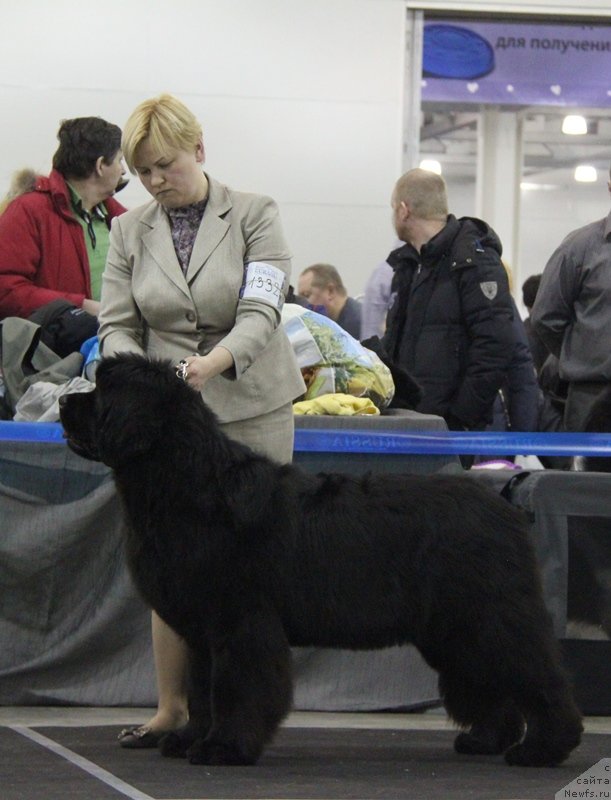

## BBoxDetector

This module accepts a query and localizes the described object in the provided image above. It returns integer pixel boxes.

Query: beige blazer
[98,175,305,423]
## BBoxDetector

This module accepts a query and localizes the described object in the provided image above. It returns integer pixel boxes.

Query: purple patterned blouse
[166,198,208,274]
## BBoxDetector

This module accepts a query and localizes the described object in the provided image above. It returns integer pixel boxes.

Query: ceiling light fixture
[574,165,597,182]
[419,159,442,175]
[562,115,588,135]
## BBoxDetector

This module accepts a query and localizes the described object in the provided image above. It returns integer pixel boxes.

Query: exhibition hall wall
[0,0,609,297]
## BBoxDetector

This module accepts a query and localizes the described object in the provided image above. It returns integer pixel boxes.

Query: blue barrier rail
[2,420,611,456]
[0,421,66,444]
[293,430,611,456]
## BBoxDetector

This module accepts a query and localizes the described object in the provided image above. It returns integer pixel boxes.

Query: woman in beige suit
[97,94,305,748]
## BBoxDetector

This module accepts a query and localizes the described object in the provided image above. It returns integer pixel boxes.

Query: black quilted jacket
[382,215,514,430]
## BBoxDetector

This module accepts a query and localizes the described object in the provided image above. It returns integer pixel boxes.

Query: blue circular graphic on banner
[423,24,495,80]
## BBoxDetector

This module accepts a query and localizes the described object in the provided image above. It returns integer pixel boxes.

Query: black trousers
[564,381,610,432]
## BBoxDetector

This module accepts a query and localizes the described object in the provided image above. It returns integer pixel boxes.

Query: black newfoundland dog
[59,354,583,768]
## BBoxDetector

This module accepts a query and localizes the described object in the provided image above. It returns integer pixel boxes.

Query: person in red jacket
[0,117,127,344]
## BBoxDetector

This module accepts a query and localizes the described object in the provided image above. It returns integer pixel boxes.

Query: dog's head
[60,353,200,469]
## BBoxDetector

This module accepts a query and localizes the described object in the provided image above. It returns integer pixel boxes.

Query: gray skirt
[219,401,294,465]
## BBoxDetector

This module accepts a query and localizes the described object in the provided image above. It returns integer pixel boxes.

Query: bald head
[392,168,448,221]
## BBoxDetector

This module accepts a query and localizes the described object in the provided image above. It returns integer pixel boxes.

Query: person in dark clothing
[521,273,570,468]
[531,170,611,433]
[490,296,540,435]
[382,168,514,434]
[479,294,542,465]
[297,262,362,338]
[521,274,549,375]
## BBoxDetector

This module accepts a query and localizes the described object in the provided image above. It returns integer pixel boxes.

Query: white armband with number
[240,262,286,309]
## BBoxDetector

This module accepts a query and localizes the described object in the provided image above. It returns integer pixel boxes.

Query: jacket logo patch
[479,281,497,300]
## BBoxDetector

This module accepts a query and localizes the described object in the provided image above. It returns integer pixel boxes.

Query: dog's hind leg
[436,668,525,756]
[498,612,583,767]
[425,603,582,767]
[503,679,583,767]
[187,605,293,766]
[439,639,582,767]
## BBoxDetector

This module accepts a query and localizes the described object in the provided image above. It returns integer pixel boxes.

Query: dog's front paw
[187,738,257,766]
[160,725,199,759]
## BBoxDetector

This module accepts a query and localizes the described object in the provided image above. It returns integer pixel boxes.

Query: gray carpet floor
[1,724,609,800]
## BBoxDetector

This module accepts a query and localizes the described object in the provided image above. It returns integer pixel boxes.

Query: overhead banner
[421,20,611,107]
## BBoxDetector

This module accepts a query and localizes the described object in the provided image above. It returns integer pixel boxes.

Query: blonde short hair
[122,94,202,172]
[393,168,448,220]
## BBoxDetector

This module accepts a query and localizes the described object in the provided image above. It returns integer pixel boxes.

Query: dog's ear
[222,457,278,529]
[92,354,172,468]
[96,398,163,468]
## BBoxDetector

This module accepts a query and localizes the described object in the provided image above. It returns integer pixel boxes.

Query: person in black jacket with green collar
[382,168,514,433]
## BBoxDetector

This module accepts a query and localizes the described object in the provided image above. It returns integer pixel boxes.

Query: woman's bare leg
[145,611,189,730]
[119,612,189,745]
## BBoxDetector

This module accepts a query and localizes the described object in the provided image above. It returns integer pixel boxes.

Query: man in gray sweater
[531,164,611,431]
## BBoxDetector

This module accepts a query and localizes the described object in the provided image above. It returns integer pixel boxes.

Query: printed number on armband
[240,262,285,307]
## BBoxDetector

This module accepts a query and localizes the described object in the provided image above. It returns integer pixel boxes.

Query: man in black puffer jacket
[382,168,514,433]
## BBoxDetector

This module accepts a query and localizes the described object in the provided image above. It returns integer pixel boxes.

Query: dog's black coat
[59,354,582,767]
